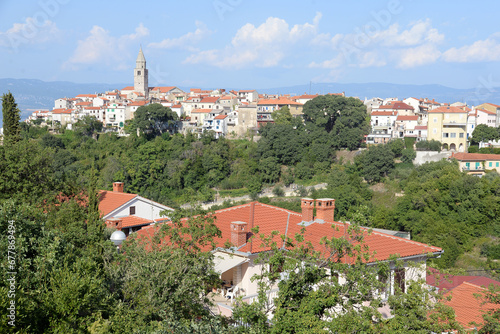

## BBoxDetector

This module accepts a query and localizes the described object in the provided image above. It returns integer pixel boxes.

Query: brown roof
[257,97,303,106]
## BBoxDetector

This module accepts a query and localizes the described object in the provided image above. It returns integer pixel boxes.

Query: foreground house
[135,198,442,315]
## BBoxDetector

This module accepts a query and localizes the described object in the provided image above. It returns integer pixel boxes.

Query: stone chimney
[113,182,124,193]
[301,198,315,222]
[106,217,123,230]
[230,221,248,247]
[316,198,335,222]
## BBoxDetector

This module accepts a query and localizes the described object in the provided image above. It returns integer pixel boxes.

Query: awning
[213,251,249,274]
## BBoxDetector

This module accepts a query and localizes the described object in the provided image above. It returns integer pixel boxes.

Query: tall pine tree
[1,92,21,144]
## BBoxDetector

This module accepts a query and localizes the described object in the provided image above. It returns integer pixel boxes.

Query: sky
[1,0,500,90]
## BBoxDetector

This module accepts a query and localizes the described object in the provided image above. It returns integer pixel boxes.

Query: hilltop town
[23,48,500,154]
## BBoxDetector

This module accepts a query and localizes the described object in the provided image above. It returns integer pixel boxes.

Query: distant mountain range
[1,78,499,126]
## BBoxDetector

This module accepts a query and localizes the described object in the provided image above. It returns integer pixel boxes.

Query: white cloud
[148,21,212,51]
[184,13,322,69]
[310,19,444,70]
[0,17,60,50]
[308,54,343,69]
[442,34,500,62]
[397,44,441,68]
[63,24,149,70]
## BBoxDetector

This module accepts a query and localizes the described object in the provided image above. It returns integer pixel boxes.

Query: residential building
[100,182,174,236]
[450,152,500,175]
[135,198,442,317]
[368,111,397,144]
[476,102,500,125]
[257,97,304,116]
[476,108,497,127]
[375,101,415,116]
[105,103,126,128]
[394,115,419,139]
[238,90,258,103]
[427,106,468,152]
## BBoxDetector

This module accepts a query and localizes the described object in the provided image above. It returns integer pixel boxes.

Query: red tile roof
[52,108,73,114]
[135,202,442,262]
[214,114,228,120]
[427,267,500,292]
[396,115,418,121]
[119,215,154,228]
[451,152,500,161]
[128,101,149,107]
[191,108,212,113]
[257,97,303,106]
[443,282,500,330]
[414,125,427,130]
[428,106,468,113]
[371,111,396,116]
[121,86,134,91]
[377,102,414,110]
[292,94,319,100]
[76,94,97,98]
[98,190,137,217]
[200,96,220,103]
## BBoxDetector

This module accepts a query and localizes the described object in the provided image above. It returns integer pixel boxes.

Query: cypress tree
[1,92,21,143]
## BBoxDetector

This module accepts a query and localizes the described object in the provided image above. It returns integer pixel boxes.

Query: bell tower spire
[134,46,148,98]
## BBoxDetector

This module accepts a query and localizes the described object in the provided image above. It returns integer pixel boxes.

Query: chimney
[301,198,315,222]
[106,217,123,230]
[230,221,248,247]
[316,198,335,222]
[113,182,124,193]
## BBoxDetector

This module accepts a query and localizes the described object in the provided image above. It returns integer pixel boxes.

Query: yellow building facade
[427,106,468,152]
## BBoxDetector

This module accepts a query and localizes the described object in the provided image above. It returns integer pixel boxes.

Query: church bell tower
[134,47,148,98]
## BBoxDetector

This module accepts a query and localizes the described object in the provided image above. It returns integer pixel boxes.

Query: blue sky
[1,0,499,90]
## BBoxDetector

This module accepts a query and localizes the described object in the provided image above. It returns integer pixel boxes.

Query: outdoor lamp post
[110,230,126,252]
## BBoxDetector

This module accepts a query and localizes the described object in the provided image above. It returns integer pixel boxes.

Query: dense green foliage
[2,92,499,332]
[1,92,21,144]
[471,124,500,145]
[131,103,178,137]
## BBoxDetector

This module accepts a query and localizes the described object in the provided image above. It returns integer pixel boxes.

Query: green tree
[355,144,395,183]
[271,105,293,125]
[471,124,500,145]
[302,95,368,150]
[74,115,103,137]
[1,92,21,144]
[133,103,178,137]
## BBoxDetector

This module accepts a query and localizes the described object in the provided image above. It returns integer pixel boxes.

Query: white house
[101,182,174,236]
[105,103,126,127]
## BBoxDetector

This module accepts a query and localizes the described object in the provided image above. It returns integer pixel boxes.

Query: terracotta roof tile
[428,106,468,113]
[451,152,500,161]
[443,282,500,330]
[98,190,137,217]
[135,202,442,262]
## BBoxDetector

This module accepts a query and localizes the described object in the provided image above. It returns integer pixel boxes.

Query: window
[489,162,493,167]
[459,133,464,138]
[443,133,449,138]
[496,162,499,167]
[434,118,437,123]
[466,162,470,169]
[137,70,141,75]
[130,206,136,215]
[450,133,456,138]
[394,268,405,293]
[433,128,437,134]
